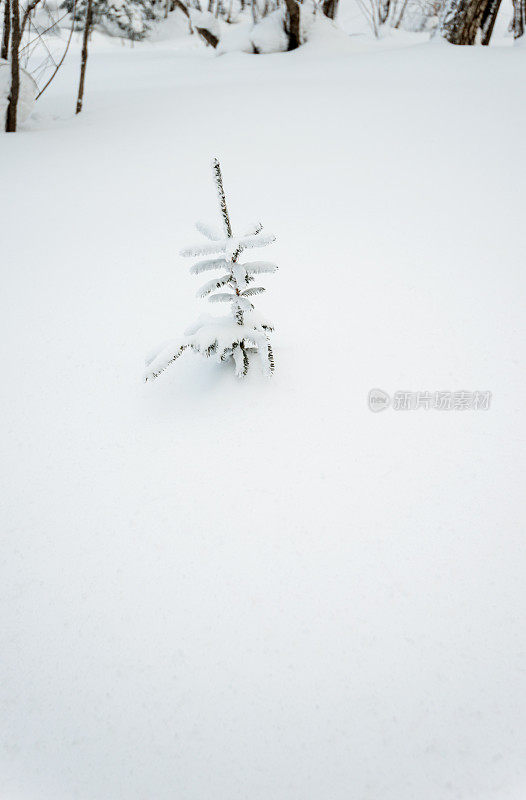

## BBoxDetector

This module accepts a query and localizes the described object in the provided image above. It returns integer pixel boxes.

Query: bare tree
[75,0,92,113]
[390,0,444,29]
[393,0,408,26]
[479,0,502,42]
[283,0,300,48]
[442,0,502,43]
[34,7,76,99]
[20,0,42,34]
[511,0,525,36]
[355,0,381,36]
[322,0,338,19]
[378,0,391,22]
[1,0,11,59]
[5,0,20,131]
[3,0,75,130]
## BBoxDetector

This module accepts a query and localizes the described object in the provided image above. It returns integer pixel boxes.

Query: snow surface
[1,26,526,800]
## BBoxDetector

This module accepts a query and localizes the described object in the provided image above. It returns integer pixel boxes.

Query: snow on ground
[1,27,526,800]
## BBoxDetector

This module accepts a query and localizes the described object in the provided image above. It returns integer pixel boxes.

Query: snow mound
[190,10,220,42]
[215,12,288,55]
[251,10,288,54]
[298,15,356,55]
[217,21,255,54]
[0,59,38,124]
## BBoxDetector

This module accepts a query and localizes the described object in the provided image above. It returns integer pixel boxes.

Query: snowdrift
[0,59,38,123]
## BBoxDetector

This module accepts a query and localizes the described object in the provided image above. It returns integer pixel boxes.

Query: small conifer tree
[62,0,154,40]
[145,159,277,381]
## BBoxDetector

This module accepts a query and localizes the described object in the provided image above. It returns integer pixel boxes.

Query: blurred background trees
[1,0,524,131]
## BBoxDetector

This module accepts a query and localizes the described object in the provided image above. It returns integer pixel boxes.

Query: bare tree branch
[35,0,76,99]
[20,0,43,37]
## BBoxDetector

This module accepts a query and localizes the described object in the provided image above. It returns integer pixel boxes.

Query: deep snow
[1,23,526,800]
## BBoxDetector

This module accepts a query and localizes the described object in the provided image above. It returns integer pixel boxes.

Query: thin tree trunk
[480,0,502,42]
[172,0,193,30]
[511,0,525,36]
[1,0,10,60]
[378,0,390,24]
[75,0,92,114]
[212,157,232,237]
[322,0,338,19]
[174,0,189,16]
[283,0,300,49]
[211,158,247,325]
[394,0,408,27]
[196,25,218,44]
[5,0,20,132]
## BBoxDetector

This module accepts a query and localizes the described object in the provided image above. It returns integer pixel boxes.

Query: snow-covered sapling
[145,159,277,381]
